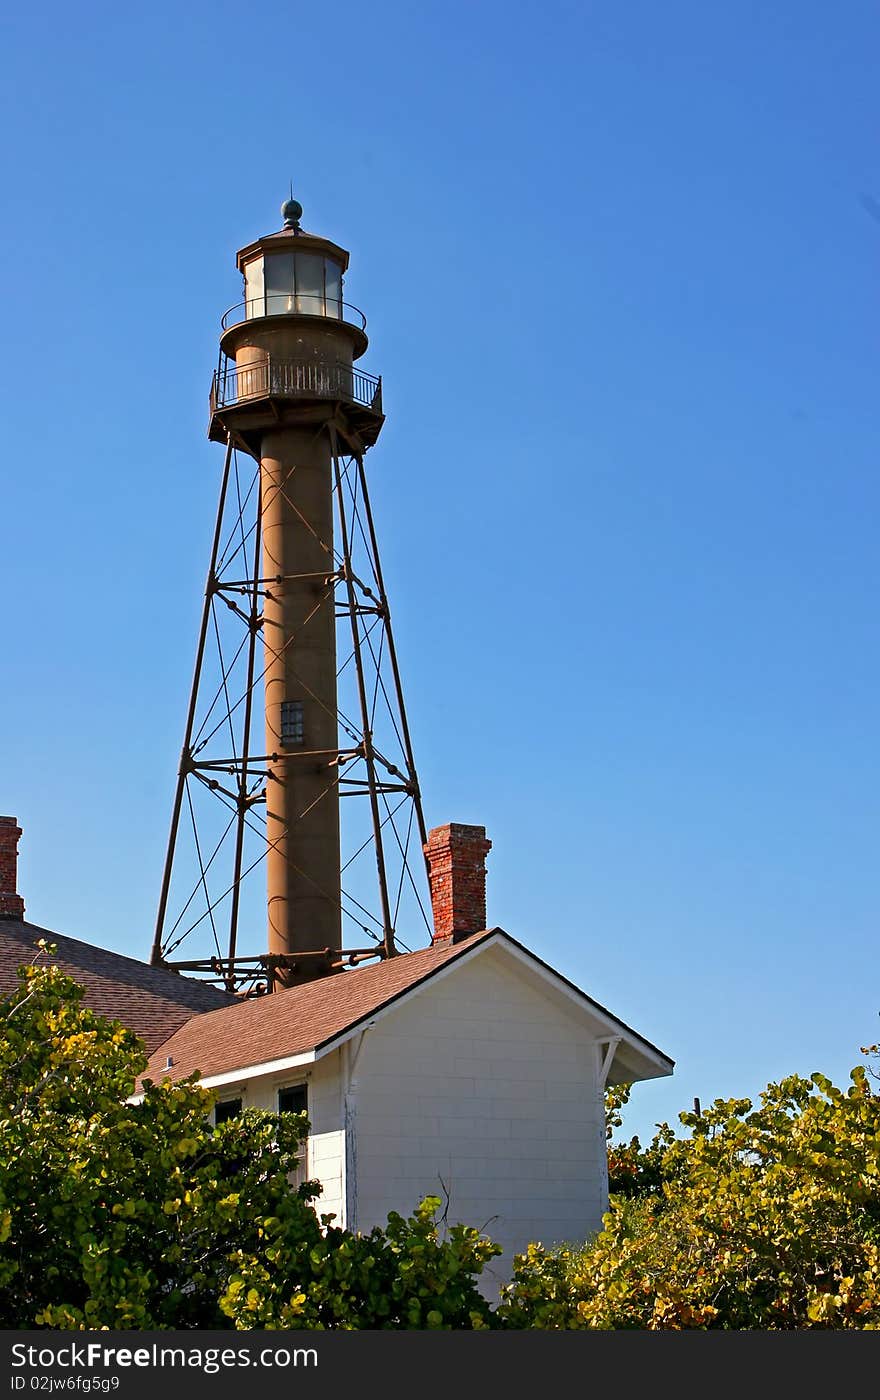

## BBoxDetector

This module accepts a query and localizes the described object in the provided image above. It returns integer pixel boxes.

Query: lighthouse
[151,197,427,991]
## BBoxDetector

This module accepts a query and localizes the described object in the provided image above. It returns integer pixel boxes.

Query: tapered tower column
[260,423,341,965]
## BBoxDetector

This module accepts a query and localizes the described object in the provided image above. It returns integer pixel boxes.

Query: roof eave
[131,1047,318,1101]
[135,925,673,1090]
[489,932,674,1083]
[313,928,674,1084]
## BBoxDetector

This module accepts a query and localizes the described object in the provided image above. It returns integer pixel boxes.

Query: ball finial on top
[281,196,303,230]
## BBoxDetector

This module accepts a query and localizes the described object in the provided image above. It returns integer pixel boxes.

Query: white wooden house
[139,927,672,1287]
[1,816,673,1289]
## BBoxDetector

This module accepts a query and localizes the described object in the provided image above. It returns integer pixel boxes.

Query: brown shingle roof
[141,931,494,1086]
[0,919,234,1052]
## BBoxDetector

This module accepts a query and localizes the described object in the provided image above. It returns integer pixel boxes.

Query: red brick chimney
[0,817,25,921]
[424,823,492,943]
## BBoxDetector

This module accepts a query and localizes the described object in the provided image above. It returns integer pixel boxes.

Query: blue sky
[1,1,878,1145]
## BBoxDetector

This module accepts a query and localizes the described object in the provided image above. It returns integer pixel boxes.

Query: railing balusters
[213,357,381,414]
[221,299,367,332]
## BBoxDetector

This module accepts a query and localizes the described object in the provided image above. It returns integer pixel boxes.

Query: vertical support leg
[354,455,429,855]
[151,436,235,967]
[226,481,263,987]
[331,425,397,957]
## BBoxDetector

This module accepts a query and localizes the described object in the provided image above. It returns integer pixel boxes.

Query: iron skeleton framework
[150,420,431,994]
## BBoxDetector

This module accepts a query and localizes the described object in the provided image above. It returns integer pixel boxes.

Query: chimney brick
[424,822,492,943]
[0,817,24,921]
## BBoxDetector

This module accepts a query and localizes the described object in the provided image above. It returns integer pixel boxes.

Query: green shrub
[499,1069,880,1329]
[0,949,499,1330]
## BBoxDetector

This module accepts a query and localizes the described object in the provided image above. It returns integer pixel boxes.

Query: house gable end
[315,930,673,1087]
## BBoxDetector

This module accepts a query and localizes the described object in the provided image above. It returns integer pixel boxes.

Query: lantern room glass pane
[294,252,323,315]
[265,252,295,315]
[325,260,342,319]
[245,250,344,321]
[244,258,264,319]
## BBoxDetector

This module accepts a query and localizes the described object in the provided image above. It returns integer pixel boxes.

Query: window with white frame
[278,1083,308,1186]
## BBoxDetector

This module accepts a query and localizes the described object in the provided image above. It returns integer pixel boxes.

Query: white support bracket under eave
[597,1035,622,1088]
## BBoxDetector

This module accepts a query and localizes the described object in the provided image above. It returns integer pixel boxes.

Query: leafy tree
[502,1067,880,1328]
[14,943,878,1331]
[604,1082,673,1199]
[0,948,498,1329]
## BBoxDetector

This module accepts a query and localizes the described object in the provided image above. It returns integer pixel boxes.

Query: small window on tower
[281,700,304,747]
